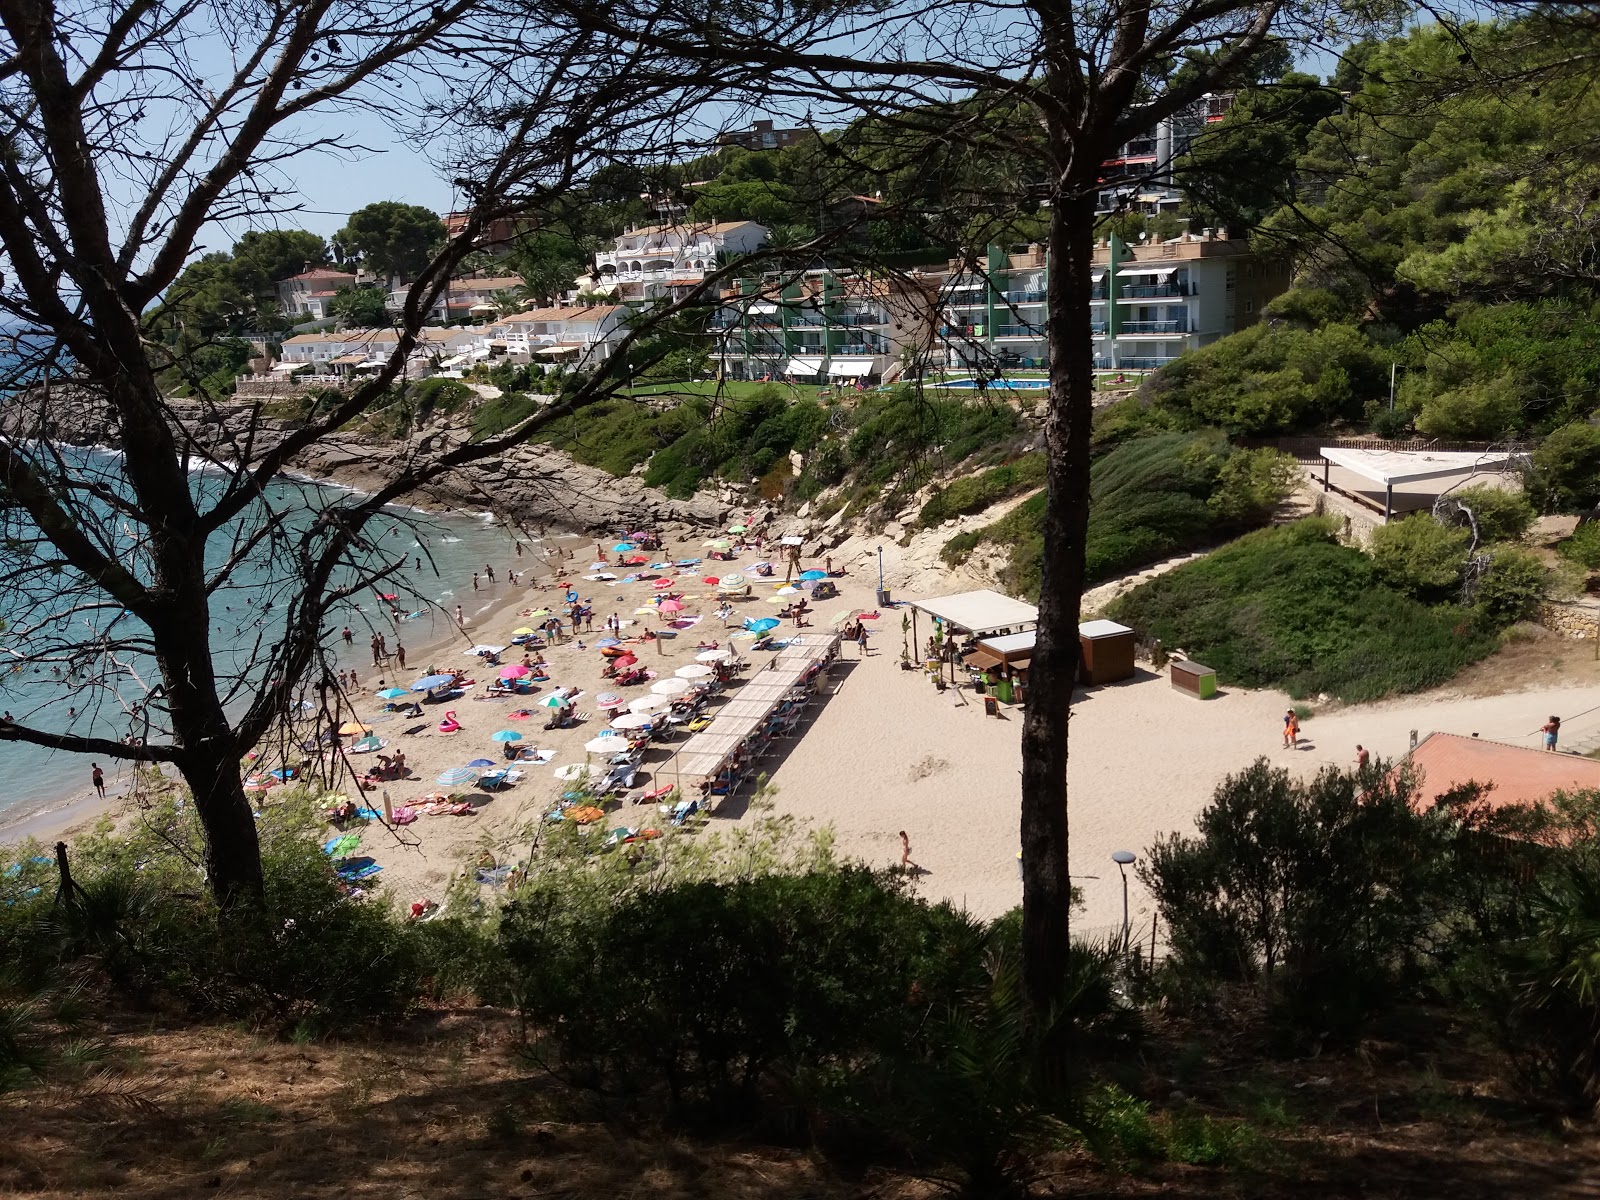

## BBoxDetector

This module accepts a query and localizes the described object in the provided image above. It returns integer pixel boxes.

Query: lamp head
[1110,850,1136,865]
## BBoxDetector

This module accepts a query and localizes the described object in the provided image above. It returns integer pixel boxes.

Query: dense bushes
[1119,322,1390,436]
[1558,520,1600,568]
[944,432,1297,597]
[1369,515,1471,601]
[1146,760,1600,1107]
[1108,519,1498,701]
[919,453,1045,526]
[1447,483,1536,543]
[1528,420,1600,512]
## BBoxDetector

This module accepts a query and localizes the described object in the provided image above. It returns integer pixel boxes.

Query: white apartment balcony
[1118,320,1192,337]
[597,240,719,268]
[993,324,1045,340]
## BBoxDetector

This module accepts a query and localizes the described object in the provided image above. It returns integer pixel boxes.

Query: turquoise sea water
[0,449,528,821]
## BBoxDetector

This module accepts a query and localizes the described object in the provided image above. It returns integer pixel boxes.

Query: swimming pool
[939,378,1050,390]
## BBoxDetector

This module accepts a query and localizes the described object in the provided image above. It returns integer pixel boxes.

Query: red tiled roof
[283,268,357,282]
[1409,732,1600,810]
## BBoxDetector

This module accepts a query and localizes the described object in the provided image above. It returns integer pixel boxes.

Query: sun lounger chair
[638,784,676,804]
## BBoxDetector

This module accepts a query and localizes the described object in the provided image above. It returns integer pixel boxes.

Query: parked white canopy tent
[1318,447,1526,519]
[905,589,1039,636]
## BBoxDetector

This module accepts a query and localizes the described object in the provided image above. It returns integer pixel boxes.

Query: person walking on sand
[1355,744,1369,770]
[1543,715,1561,751]
[1283,708,1299,749]
[396,643,407,671]
[858,622,871,656]
[455,604,464,625]
[91,763,105,800]
[899,830,916,872]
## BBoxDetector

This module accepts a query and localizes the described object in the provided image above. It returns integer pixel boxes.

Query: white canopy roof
[1115,266,1176,279]
[1079,619,1133,640]
[785,357,824,375]
[1320,447,1526,486]
[535,344,580,356]
[270,361,299,372]
[827,357,875,377]
[907,589,1038,635]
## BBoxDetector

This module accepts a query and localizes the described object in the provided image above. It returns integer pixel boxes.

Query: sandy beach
[9,523,1598,944]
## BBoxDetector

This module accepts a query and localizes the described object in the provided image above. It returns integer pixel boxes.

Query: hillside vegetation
[943,432,1298,598]
[1107,519,1500,701]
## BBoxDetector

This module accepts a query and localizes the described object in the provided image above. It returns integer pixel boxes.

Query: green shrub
[1558,521,1600,569]
[1414,371,1523,438]
[1142,758,1457,1041]
[1108,519,1496,701]
[409,377,473,423]
[500,867,987,1116]
[1448,483,1536,543]
[947,433,1298,599]
[1369,515,1471,601]
[470,392,540,440]
[1529,420,1600,513]
[919,453,1046,526]
[1471,546,1547,626]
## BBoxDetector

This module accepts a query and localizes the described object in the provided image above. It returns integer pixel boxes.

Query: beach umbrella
[613,542,636,552]
[352,734,383,752]
[701,576,721,585]
[658,599,685,613]
[596,637,621,648]
[799,570,826,581]
[623,555,649,566]
[774,585,801,595]
[438,767,478,786]
[491,729,523,741]
[467,758,496,768]
[676,664,714,678]
[722,572,746,587]
[377,687,410,700]
[597,693,625,709]
[696,649,732,663]
[629,694,671,713]
[498,664,529,679]
[727,523,747,533]
[613,653,638,668]
[512,626,535,636]
[702,538,731,548]
[537,693,568,708]
[590,561,609,571]
[651,678,690,696]
[611,712,653,730]
[244,774,276,790]
[744,617,780,633]
[585,735,624,753]
[411,673,455,691]
[765,594,790,605]
[552,764,588,781]
[338,721,371,736]
[652,579,673,590]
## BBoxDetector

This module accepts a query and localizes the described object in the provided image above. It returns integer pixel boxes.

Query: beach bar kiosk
[1170,658,1218,700]
[1077,620,1136,685]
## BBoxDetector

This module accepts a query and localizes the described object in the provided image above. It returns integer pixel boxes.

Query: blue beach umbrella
[269,767,296,780]
[743,617,780,633]
[613,542,636,552]
[438,767,478,786]
[799,570,827,581]
[377,687,410,700]
[491,729,523,742]
[411,674,455,691]
[467,758,496,768]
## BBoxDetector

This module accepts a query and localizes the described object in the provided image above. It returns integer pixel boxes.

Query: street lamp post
[1111,850,1136,952]
[876,544,885,605]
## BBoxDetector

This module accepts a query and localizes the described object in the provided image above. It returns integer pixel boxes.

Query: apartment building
[716,119,816,152]
[711,268,940,383]
[386,275,526,324]
[276,327,478,373]
[274,266,360,319]
[594,220,768,303]
[1097,93,1234,214]
[480,305,630,369]
[939,231,1288,373]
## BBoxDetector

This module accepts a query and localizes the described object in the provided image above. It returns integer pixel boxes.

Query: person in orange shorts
[1282,708,1299,749]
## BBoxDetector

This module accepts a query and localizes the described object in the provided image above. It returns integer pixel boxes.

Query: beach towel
[323,834,360,857]
[336,857,382,882]
[473,865,513,886]
[520,748,556,764]
[355,807,382,820]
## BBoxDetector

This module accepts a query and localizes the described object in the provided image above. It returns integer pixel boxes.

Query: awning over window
[827,357,876,377]
[785,357,824,375]
[1114,266,1177,279]
[270,361,299,372]
[535,344,581,357]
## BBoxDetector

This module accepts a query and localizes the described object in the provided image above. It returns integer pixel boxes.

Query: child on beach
[1543,715,1561,750]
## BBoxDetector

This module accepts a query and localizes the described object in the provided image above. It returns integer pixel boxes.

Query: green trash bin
[994,677,1016,704]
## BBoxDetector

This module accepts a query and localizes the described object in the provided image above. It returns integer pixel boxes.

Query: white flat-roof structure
[981,631,1037,657]
[1318,447,1527,519]
[906,589,1038,636]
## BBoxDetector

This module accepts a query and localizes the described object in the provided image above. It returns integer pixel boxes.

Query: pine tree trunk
[1019,188,1097,1017]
